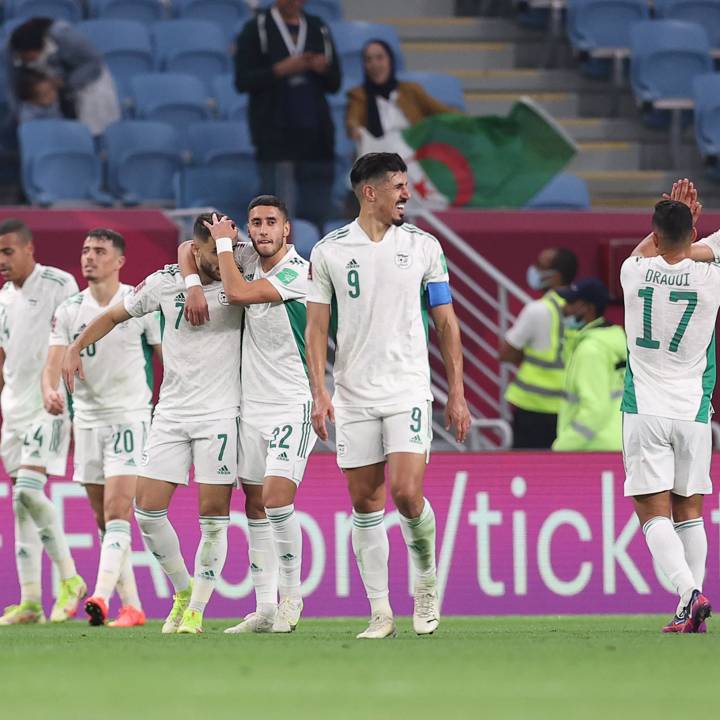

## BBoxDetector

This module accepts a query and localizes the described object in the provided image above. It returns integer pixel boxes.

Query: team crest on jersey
[218,290,229,306]
[395,253,411,269]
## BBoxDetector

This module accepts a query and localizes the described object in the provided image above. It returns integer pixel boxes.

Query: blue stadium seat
[130,73,212,132]
[630,21,712,105]
[18,119,111,206]
[76,20,153,103]
[90,0,166,23]
[103,120,183,205]
[186,121,254,172]
[212,73,249,121]
[290,219,320,260]
[525,173,590,210]
[152,20,230,89]
[328,92,352,161]
[305,0,343,22]
[323,219,348,236]
[654,0,720,48]
[174,0,251,42]
[398,71,466,111]
[693,73,720,162]
[174,165,259,220]
[328,20,404,85]
[566,0,649,54]
[6,0,83,22]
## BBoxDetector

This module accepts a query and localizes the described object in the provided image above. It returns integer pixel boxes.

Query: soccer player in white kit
[622,188,718,632]
[180,197,317,634]
[0,218,86,625]
[306,153,471,639]
[63,215,243,635]
[44,229,162,627]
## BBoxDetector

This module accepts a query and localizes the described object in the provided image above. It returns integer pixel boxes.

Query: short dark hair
[652,199,693,245]
[248,194,288,219]
[192,212,214,243]
[86,228,125,255]
[0,218,33,243]
[550,248,578,285]
[14,68,51,102]
[350,153,407,192]
[10,18,53,53]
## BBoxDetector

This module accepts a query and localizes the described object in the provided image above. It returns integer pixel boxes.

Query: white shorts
[238,400,316,486]
[0,415,70,478]
[623,413,713,497]
[73,421,150,485]
[139,416,239,486]
[334,401,433,469]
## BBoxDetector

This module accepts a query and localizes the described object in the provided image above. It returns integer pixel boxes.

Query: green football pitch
[0,616,715,720]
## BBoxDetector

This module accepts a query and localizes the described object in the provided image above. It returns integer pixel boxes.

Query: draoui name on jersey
[643,269,691,287]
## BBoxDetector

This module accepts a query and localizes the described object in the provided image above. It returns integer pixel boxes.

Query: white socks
[14,495,42,604]
[352,509,392,618]
[94,520,132,602]
[266,504,302,600]
[399,499,437,587]
[134,508,190,593]
[248,518,279,614]
[674,517,707,591]
[643,516,697,610]
[188,516,229,613]
[14,470,77,581]
[98,527,142,609]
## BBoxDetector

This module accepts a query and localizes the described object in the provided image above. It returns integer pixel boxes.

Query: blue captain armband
[426,281,452,307]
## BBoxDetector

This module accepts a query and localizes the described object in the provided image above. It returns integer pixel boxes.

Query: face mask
[526,265,553,291]
[563,315,586,330]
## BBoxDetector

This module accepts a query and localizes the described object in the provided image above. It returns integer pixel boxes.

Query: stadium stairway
[341,0,720,209]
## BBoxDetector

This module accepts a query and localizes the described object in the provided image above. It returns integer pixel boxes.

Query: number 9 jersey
[620,253,720,423]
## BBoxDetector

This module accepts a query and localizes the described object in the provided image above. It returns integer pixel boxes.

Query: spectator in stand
[346,40,455,147]
[552,278,626,451]
[234,0,341,229]
[499,247,578,449]
[8,18,120,137]
[14,68,63,123]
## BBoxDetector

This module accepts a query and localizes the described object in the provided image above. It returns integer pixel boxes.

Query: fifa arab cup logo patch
[395,253,411,269]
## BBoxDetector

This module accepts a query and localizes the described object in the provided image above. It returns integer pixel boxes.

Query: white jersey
[0,264,78,429]
[124,265,243,423]
[621,254,720,423]
[235,243,311,406]
[49,284,161,428]
[307,220,450,408]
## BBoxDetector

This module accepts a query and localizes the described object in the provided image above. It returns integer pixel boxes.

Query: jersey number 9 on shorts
[636,287,697,352]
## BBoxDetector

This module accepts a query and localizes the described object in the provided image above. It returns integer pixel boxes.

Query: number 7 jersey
[620,254,720,422]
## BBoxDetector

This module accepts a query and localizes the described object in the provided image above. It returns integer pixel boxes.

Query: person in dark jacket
[234,0,341,229]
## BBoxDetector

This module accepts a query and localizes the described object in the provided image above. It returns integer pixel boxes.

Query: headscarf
[362,39,398,138]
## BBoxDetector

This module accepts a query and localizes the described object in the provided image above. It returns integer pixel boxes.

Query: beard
[198,259,221,282]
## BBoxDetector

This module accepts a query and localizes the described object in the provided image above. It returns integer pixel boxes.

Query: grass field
[0,616,715,719]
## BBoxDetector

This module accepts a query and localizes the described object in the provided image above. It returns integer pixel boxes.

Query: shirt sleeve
[268,264,308,302]
[124,272,164,317]
[697,230,720,262]
[505,301,550,351]
[422,236,450,287]
[307,245,334,304]
[48,302,72,347]
[142,310,162,345]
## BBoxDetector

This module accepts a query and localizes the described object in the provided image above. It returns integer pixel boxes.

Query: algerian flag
[356,97,577,209]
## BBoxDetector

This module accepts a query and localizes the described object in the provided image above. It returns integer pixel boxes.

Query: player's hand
[61,344,84,394]
[202,213,238,243]
[445,392,471,443]
[311,389,335,441]
[184,285,210,326]
[663,178,702,227]
[43,387,65,415]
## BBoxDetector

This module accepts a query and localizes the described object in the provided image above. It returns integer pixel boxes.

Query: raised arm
[305,301,334,441]
[178,241,210,327]
[62,301,131,392]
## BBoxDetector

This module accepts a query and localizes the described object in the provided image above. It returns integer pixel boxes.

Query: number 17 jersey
[621,254,720,422]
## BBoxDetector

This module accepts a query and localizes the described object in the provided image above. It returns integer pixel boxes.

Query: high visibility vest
[505,290,568,414]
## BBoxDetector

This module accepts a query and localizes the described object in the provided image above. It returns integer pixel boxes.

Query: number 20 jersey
[620,253,720,422]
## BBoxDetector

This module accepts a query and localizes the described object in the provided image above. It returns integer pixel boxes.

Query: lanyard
[271,6,307,57]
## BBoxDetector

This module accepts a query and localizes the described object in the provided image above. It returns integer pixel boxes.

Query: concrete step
[452,68,610,93]
[559,118,649,142]
[567,142,641,172]
[579,170,684,198]
[386,16,543,42]
[465,90,578,116]
[403,41,515,72]
[342,0,455,20]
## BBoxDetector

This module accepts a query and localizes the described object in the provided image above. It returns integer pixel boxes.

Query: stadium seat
[186,121,255,173]
[212,73,249,121]
[174,0,251,42]
[693,73,720,168]
[305,0,343,22]
[76,20,153,103]
[328,93,353,161]
[130,73,212,134]
[6,0,83,22]
[398,71,466,111]
[524,173,591,210]
[328,20,404,85]
[323,219,348,236]
[90,0,166,23]
[653,0,720,49]
[152,20,231,90]
[103,120,183,205]
[566,0,649,54]
[290,219,320,260]
[18,119,111,206]
[174,165,259,220]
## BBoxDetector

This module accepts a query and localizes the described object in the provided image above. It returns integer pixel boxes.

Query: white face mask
[526,265,554,291]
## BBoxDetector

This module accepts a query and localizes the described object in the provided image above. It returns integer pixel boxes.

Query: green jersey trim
[159,308,166,340]
[141,333,155,395]
[420,287,429,344]
[284,300,308,378]
[620,351,637,414]
[695,330,716,423]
